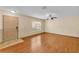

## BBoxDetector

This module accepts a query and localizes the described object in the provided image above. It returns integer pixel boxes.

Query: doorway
[3,15,18,42]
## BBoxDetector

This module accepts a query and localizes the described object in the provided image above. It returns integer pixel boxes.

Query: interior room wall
[0,10,45,42]
[18,16,45,38]
[45,16,79,37]
[1,9,79,42]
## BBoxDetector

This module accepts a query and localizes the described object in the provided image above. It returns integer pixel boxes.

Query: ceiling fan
[47,14,57,20]
[41,6,57,20]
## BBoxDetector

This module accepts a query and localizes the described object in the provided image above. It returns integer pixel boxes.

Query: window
[32,21,41,30]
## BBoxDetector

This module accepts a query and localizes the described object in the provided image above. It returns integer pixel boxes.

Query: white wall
[18,16,45,38]
[45,16,79,37]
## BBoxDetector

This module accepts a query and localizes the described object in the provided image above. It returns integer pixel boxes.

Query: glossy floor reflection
[31,36,42,52]
[0,33,79,53]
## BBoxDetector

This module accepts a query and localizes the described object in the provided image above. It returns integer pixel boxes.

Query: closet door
[3,15,18,42]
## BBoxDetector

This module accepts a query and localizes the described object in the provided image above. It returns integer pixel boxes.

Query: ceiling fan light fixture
[47,13,57,20]
[10,10,16,13]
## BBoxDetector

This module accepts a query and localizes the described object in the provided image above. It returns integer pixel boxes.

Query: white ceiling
[0,6,79,19]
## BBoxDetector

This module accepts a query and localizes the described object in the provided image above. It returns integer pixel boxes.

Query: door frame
[2,15,19,42]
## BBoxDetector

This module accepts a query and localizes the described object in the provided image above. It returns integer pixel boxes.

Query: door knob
[16,26,18,29]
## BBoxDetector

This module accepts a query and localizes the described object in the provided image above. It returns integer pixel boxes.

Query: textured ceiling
[0,6,79,19]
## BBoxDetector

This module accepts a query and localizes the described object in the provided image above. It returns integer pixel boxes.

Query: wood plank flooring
[0,32,79,53]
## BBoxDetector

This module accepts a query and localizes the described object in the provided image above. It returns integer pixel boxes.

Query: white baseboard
[45,31,79,38]
[0,39,24,49]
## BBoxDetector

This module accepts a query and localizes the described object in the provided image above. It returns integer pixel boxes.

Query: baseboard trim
[45,32,79,39]
[0,39,24,50]
[22,32,45,39]
[21,32,79,39]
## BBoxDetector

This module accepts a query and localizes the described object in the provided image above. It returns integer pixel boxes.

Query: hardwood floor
[0,32,79,53]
